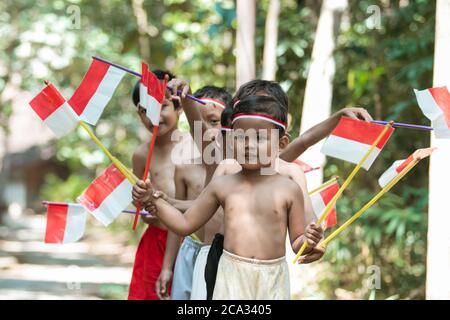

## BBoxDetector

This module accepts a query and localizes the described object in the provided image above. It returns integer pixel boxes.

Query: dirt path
[0,214,137,300]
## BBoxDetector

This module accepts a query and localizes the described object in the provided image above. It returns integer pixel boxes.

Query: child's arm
[137,179,221,236]
[287,164,314,222]
[287,183,323,255]
[155,166,189,299]
[156,231,182,299]
[167,78,207,149]
[280,107,373,162]
[167,78,219,177]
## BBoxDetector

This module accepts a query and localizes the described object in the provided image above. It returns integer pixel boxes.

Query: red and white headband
[201,98,225,109]
[231,113,286,130]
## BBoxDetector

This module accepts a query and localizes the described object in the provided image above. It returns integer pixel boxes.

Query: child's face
[232,118,284,171]
[157,97,181,136]
[200,102,223,130]
[137,97,180,136]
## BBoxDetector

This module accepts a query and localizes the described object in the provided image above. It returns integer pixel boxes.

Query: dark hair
[232,96,287,134]
[220,106,234,128]
[193,86,232,106]
[132,69,179,108]
[231,80,288,110]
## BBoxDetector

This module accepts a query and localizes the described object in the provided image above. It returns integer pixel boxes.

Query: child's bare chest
[149,149,176,196]
[222,183,288,221]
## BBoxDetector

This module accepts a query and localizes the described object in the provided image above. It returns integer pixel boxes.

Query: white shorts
[213,249,290,300]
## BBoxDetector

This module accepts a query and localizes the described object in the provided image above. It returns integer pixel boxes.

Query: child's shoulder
[277,158,305,174]
[272,172,303,195]
[215,158,241,176]
[133,142,149,161]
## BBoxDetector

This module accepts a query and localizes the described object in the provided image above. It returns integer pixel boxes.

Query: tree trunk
[426,0,450,300]
[262,0,280,81]
[299,0,348,187]
[236,0,256,89]
[131,0,153,62]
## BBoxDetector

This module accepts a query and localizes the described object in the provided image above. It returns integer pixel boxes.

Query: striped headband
[231,113,286,130]
[233,99,240,108]
[201,98,225,109]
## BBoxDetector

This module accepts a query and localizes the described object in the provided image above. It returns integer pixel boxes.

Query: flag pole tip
[44,80,49,85]
[388,120,395,126]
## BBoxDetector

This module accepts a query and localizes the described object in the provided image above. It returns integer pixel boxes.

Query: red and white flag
[310,182,339,230]
[414,86,450,138]
[77,164,132,226]
[145,69,166,126]
[29,83,79,137]
[321,117,394,170]
[68,58,125,125]
[292,159,320,173]
[378,148,435,188]
[140,62,149,109]
[44,203,87,244]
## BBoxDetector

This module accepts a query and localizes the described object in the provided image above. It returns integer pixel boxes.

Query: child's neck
[240,165,276,178]
[154,127,178,147]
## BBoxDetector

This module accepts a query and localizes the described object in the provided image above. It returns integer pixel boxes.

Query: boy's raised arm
[167,79,208,153]
[144,179,221,236]
[280,107,373,162]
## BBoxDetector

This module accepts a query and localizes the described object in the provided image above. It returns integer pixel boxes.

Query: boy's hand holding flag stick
[317,148,435,249]
[293,120,394,264]
[308,176,339,195]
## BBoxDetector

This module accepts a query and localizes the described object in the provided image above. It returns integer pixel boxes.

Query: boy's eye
[210,120,220,125]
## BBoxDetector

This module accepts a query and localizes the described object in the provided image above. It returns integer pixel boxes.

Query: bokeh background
[0,0,442,299]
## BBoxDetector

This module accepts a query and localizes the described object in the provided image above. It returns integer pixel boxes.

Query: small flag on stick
[414,86,450,138]
[29,82,79,137]
[321,117,394,170]
[44,202,87,244]
[68,58,125,125]
[78,164,133,226]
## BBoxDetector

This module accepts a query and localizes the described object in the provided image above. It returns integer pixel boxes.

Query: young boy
[134,95,324,299]
[169,78,373,299]
[128,70,190,300]
[156,86,232,300]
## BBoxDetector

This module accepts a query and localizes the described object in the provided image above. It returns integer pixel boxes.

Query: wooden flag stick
[78,121,137,184]
[293,122,394,264]
[318,159,419,248]
[308,176,340,196]
[132,125,160,231]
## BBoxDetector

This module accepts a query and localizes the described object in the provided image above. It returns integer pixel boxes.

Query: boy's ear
[137,105,146,115]
[279,133,289,150]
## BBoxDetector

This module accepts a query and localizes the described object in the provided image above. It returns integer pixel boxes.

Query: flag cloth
[68,58,125,125]
[378,148,435,188]
[310,181,339,230]
[414,86,450,138]
[29,83,79,137]
[145,69,166,125]
[44,203,87,244]
[292,159,319,173]
[321,117,394,170]
[77,163,132,226]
